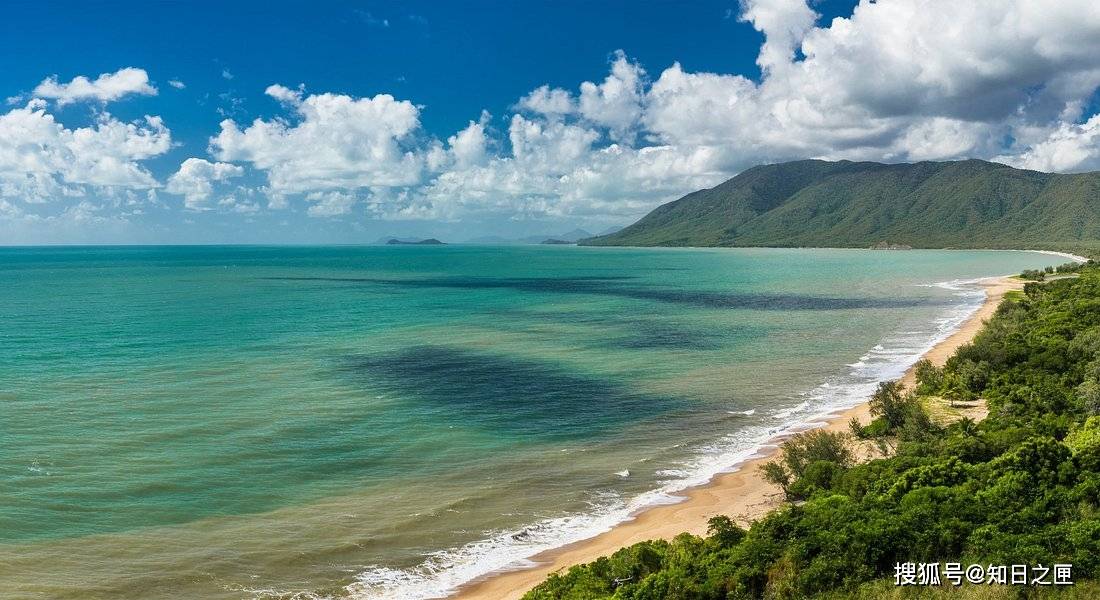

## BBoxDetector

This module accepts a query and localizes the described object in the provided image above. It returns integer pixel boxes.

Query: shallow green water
[0,246,1061,599]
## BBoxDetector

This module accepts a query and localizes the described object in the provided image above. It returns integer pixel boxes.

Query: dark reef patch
[337,345,682,437]
[613,320,726,350]
[476,307,734,350]
[264,275,936,311]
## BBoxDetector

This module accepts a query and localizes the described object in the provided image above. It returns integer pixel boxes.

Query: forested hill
[581,159,1100,255]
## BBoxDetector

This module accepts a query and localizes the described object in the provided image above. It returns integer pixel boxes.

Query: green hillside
[582,159,1100,256]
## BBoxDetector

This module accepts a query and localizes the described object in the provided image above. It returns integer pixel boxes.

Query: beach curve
[448,275,1024,600]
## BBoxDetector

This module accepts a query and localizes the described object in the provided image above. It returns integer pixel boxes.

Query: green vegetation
[760,430,853,501]
[1022,260,1096,281]
[525,268,1100,599]
[582,159,1100,256]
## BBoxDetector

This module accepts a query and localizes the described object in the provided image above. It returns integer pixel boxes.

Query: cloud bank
[202,0,1100,222]
[4,1,1100,232]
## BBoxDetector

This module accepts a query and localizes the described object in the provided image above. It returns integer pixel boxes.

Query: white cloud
[412,0,1100,222]
[739,0,818,72]
[210,87,423,194]
[577,51,646,143]
[508,114,599,169]
[1001,114,1100,172]
[306,191,357,216]
[219,194,261,214]
[202,0,1100,225]
[448,112,491,168]
[0,100,170,202]
[7,0,1100,239]
[518,86,574,116]
[515,52,646,143]
[33,67,157,105]
[265,83,304,106]
[166,158,245,210]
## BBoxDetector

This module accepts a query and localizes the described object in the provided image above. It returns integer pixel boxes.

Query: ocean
[0,245,1061,599]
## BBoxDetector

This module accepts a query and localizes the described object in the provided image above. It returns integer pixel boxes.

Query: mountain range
[465,227,621,245]
[581,159,1100,256]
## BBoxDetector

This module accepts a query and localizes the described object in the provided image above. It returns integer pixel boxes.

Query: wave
[782,278,984,425]
[340,278,989,600]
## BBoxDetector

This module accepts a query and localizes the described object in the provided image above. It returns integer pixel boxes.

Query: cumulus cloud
[305,190,357,216]
[166,158,245,210]
[515,52,646,143]
[415,0,1100,221]
[577,51,646,143]
[739,0,818,72]
[196,1,1100,224]
[1001,114,1100,173]
[0,99,170,201]
[168,79,186,89]
[218,191,261,214]
[447,112,491,169]
[518,86,575,116]
[18,0,1100,232]
[210,86,422,195]
[32,67,157,105]
[264,83,304,106]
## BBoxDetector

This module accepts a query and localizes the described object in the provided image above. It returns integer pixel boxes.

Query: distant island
[385,238,445,245]
[581,159,1100,257]
[540,238,574,245]
[464,226,623,245]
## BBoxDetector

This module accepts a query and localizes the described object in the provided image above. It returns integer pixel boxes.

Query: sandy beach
[452,275,1024,600]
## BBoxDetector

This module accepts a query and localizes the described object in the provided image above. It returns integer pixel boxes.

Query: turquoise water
[0,246,1061,599]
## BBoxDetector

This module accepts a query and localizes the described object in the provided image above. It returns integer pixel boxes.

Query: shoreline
[449,275,1024,600]
[1025,249,1090,263]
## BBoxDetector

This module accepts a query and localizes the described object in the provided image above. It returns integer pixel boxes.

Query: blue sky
[2,0,1099,244]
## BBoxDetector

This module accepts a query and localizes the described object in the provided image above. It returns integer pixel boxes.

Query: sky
[2,0,1100,245]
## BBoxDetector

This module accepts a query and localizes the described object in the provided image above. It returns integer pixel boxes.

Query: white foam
[770,400,811,420]
[340,278,990,600]
[1024,249,1088,264]
[341,426,778,600]
[792,277,986,423]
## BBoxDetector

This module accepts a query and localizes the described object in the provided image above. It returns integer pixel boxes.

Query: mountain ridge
[580,159,1100,256]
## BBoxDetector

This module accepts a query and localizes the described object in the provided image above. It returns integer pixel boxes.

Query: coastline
[1022,249,1089,263]
[450,275,1024,600]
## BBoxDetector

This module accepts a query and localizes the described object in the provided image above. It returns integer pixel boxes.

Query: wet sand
[451,275,1023,600]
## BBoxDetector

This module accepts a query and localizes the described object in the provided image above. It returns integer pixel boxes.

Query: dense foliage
[1022,260,1096,281]
[582,159,1100,255]
[524,268,1100,599]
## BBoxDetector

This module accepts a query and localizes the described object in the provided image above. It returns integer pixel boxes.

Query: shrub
[781,430,853,477]
[868,381,913,430]
[913,359,943,395]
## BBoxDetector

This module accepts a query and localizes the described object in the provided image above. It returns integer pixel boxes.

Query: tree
[942,371,971,408]
[707,515,745,547]
[781,430,853,477]
[913,359,944,395]
[1077,379,1100,415]
[761,460,792,500]
[869,380,914,429]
